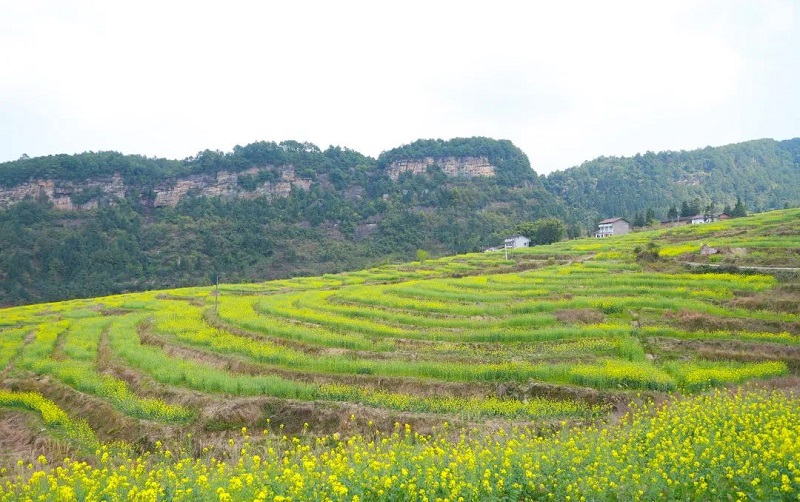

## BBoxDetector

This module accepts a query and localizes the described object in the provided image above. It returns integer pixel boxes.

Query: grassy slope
[0,208,798,498]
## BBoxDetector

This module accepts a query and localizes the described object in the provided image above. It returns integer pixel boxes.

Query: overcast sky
[1,1,797,174]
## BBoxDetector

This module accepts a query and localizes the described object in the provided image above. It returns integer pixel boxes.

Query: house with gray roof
[595,217,631,238]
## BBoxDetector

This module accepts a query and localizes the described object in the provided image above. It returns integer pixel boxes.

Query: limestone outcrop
[152,166,311,208]
[0,174,126,210]
[0,167,312,210]
[386,156,496,180]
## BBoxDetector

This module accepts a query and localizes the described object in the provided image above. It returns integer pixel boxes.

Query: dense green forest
[0,138,566,306]
[0,141,375,192]
[543,138,800,227]
[0,136,798,306]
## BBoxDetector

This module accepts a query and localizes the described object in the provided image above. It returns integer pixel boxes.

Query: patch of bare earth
[664,309,800,335]
[156,294,206,307]
[0,411,78,465]
[646,337,800,372]
[728,284,800,315]
[200,397,451,436]
[555,308,605,324]
[50,329,68,361]
[742,375,800,393]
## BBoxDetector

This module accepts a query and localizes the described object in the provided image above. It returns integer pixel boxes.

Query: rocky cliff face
[152,166,311,208]
[386,156,496,181]
[0,167,312,210]
[0,174,126,210]
[0,155,496,211]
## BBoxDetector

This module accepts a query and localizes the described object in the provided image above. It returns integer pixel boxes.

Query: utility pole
[215,274,219,313]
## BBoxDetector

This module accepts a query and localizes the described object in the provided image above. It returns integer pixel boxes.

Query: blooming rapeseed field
[1,389,798,500]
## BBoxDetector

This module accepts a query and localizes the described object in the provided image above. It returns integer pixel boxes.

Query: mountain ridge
[2,136,797,214]
[0,136,798,306]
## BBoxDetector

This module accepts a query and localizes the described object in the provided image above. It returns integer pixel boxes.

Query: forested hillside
[544,138,800,226]
[1,136,798,306]
[0,138,565,306]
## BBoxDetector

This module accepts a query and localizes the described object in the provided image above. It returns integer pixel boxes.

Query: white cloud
[0,0,797,173]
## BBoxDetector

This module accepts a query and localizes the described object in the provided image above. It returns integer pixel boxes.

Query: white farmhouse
[504,235,531,248]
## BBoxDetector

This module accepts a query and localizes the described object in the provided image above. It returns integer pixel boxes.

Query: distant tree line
[545,138,799,228]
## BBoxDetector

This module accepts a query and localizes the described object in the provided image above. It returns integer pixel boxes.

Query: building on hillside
[595,217,631,238]
[660,212,731,227]
[504,235,531,249]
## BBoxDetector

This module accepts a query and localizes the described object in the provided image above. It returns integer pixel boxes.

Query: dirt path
[683,262,800,272]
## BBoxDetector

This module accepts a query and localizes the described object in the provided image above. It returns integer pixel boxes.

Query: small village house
[504,235,531,248]
[595,217,631,238]
[660,212,731,228]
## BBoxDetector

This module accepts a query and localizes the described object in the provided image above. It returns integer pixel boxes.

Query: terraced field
[1,208,799,499]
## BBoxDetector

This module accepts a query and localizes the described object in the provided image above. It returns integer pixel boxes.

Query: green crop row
[319,383,610,420]
[0,327,28,370]
[17,318,192,423]
[0,390,98,449]
[663,360,789,391]
[110,312,616,419]
[218,296,389,352]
